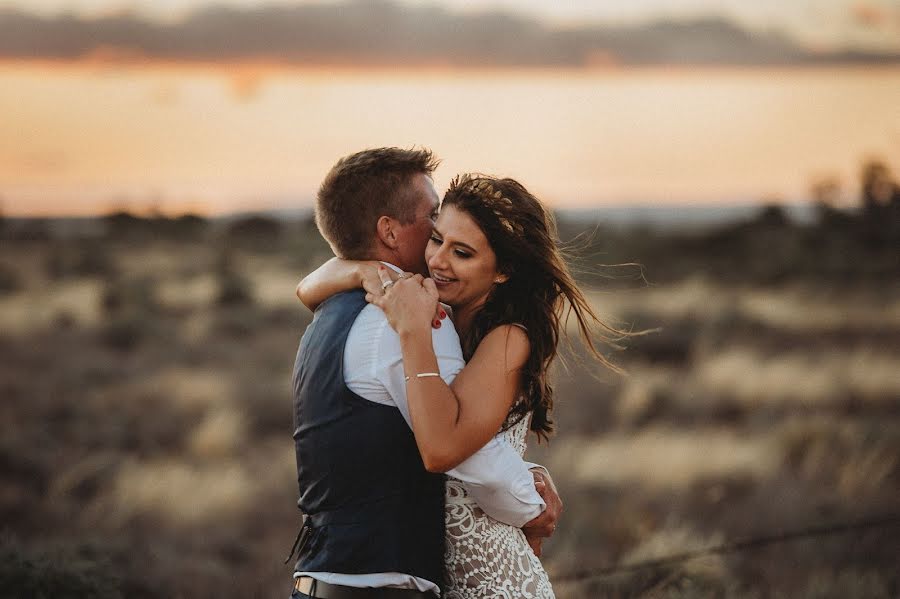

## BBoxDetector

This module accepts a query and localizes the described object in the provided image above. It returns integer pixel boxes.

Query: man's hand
[522,469,562,556]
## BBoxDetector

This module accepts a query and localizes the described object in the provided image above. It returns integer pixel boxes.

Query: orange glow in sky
[1,60,898,216]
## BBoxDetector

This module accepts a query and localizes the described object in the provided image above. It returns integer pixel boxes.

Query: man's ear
[376,215,400,249]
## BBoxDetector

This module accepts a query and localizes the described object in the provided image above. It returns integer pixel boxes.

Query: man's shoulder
[317,289,367,313]
[345,302,391,350]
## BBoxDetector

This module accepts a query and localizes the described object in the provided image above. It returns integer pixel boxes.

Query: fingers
[526,535,542,557]
[365,292,386,308]
[363,265,393,297]
[376,265,396,292]
[523,508,558,539]
[432,304,448,329]
[422,277,439,300]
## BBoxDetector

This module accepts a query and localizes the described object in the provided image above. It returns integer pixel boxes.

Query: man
[290,147,560,598]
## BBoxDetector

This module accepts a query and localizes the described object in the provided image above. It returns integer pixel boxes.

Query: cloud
[1,0,897,66]
[852,2,889,28]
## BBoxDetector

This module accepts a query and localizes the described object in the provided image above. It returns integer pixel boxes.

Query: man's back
[291,290,445,586]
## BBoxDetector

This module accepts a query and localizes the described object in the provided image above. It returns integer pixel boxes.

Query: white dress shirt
[297,265,546,594]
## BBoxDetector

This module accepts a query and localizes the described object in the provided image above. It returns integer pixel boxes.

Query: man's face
[393,173,440,275]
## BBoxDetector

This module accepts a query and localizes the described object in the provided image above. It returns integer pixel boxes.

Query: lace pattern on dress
[444,415,555,598]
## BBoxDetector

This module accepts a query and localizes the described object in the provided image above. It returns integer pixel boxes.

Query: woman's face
[426,204,507,310]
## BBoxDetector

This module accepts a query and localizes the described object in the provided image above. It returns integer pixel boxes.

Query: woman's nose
[428,246,447,270]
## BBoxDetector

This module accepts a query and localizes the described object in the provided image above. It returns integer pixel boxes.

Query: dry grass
[188,405,248,458]
[695,347,900,406]
[594,277,900,332]
[111,458,258,526]
[1,239,897,598]
[156,274,219,310]
[622,525,728,580]
[548,429,781,489]
[95,366,236,410]
[0,278,104,332]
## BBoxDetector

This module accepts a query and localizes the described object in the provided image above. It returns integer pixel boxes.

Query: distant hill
[2,0,897,67]
[2,203,818,239]
[557,203,818,231]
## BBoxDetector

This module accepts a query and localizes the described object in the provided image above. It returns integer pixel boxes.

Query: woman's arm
[296,257,390,311]
[371,275,529,471]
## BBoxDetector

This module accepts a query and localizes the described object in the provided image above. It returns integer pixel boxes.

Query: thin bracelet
[404,372,441,382]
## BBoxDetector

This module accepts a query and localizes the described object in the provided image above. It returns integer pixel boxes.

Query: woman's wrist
[398,322,433,341]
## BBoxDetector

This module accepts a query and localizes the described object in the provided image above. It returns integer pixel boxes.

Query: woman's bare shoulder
[475,324,531,370]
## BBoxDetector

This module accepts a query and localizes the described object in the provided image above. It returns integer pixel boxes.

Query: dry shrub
[556,525,743,599]
[738,288,900,332]
[156,273,218,311]
[695,347,900,406]
[44,240,115,280]
[111,459,257,526]
[597,278,900,332]
[47,452,119,505]
[616,366,686,427]
[548,429,780,489]
[0,279,103,334]
[0,536,124,599]
[0,263,22,295]
[188,406,248,458]
[623,524,728,583]
[797,568,891,599]
[154,367,235,410]
[779,418,900,498]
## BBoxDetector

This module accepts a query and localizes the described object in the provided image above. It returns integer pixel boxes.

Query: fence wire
[552,513,900,586]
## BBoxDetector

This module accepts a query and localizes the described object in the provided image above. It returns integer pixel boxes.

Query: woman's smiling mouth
[430,272,457,285]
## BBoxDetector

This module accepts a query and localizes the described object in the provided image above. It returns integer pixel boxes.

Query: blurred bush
[45,240,116,280]
[0,536,123,599]
[0,263,22,295]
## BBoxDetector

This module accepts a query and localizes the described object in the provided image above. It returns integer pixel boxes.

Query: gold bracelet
[404,372,441,382]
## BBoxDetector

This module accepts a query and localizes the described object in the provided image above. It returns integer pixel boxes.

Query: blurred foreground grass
[0,206,898,598]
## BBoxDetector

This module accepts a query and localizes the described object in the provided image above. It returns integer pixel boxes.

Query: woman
[299,174,621,598]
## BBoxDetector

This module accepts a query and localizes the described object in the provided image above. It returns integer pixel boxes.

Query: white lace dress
[444,415,555,598]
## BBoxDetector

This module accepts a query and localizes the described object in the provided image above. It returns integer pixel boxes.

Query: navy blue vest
[291,290,445,587]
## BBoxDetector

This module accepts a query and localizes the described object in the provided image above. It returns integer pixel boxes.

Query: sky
[2,0,899,52]
[1,0,898,216]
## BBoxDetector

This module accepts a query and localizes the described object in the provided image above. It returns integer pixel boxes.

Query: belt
[293,577,433,598]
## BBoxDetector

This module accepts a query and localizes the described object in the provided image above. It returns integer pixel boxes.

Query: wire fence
[552,513,900,587]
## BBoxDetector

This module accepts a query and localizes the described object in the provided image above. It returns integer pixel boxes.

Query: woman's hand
[367,267,440,336]
[360,263,400,299]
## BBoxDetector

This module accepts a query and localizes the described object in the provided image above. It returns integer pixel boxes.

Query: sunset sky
[1,0,898,216]
[3,0,900,51]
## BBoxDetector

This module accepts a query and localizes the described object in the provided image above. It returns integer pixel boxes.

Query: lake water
[0,64,897,215]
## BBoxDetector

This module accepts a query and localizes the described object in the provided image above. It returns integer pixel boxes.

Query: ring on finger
[381,280,395,290]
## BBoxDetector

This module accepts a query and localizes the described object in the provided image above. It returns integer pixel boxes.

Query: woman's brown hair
[442,174,625,441]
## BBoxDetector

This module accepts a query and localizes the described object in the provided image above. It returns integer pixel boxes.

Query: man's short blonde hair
[315,147,439,259]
